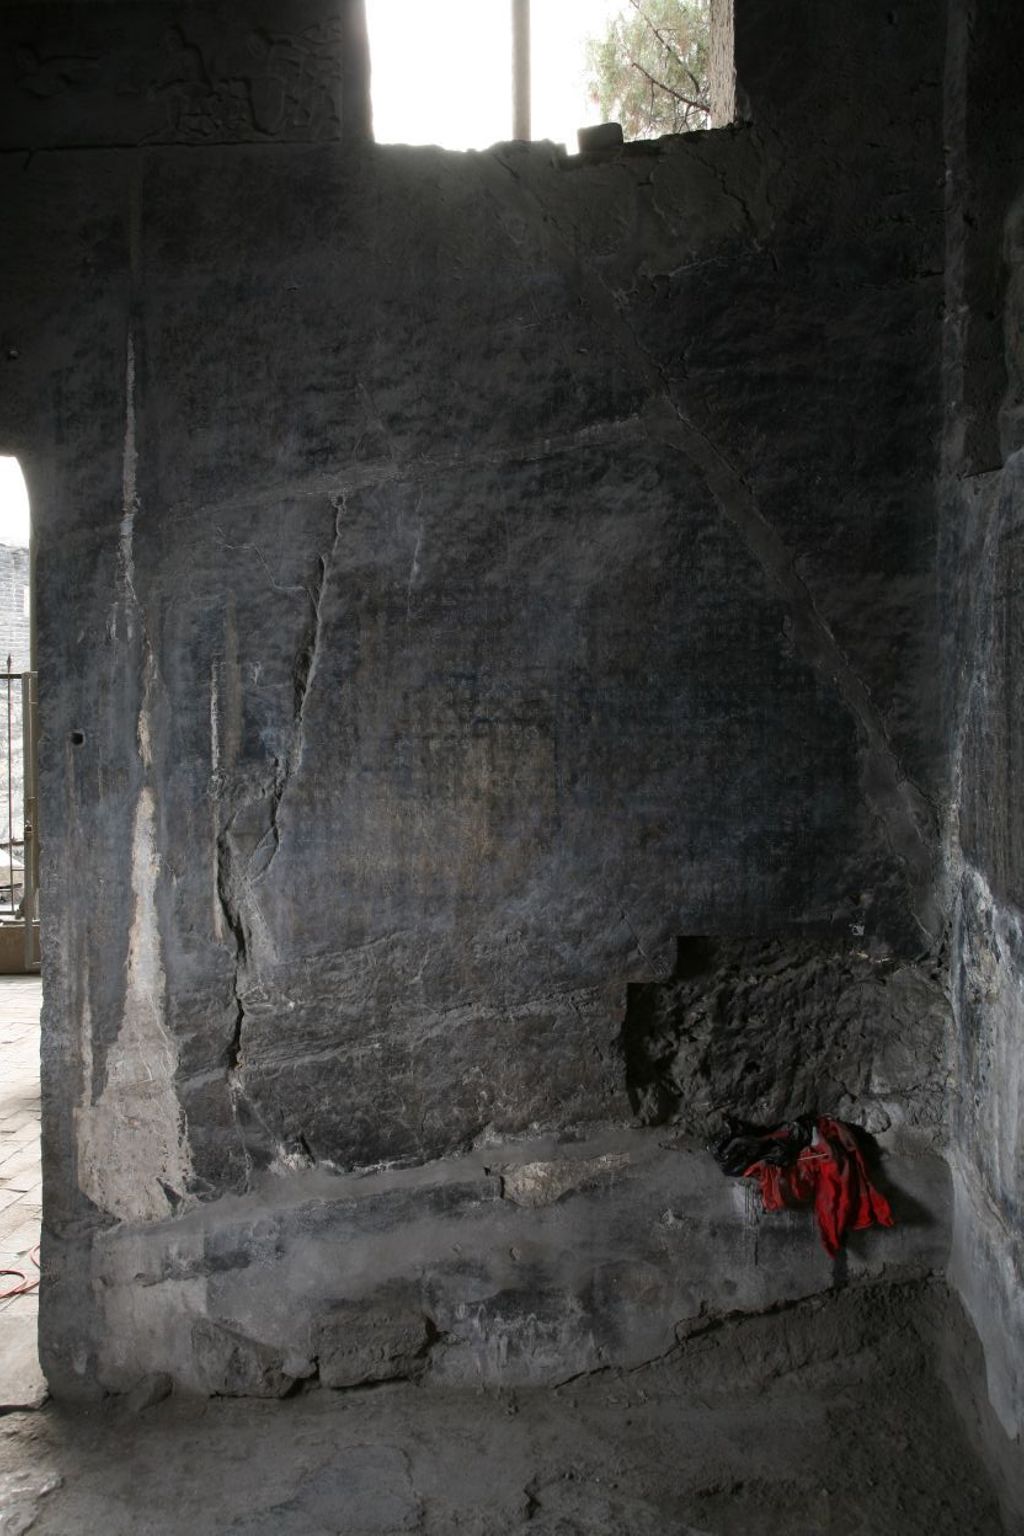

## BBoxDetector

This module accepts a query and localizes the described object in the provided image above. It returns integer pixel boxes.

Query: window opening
[366,0,513,151]
[583,0,714,139]
[366,0,727,154]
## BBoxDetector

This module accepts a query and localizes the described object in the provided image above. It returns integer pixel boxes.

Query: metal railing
[0,661,39,971]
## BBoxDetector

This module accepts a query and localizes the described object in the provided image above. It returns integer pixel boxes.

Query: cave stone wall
[0,0,954,1397]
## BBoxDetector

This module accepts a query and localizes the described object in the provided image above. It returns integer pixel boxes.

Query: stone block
[192,1319,296,1399]
[315,1297,435,1389]
[577,121,623,152]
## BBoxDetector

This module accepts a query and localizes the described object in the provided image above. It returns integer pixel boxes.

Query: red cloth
[743,1116,894,1257]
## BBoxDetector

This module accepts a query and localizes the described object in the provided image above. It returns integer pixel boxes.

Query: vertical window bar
[512,0,530,140]
[6,656,13,912]
[22,671,38,972]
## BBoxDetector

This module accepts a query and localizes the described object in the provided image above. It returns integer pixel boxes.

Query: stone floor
[0,1278,1013,1534]
[0,975,43,1415]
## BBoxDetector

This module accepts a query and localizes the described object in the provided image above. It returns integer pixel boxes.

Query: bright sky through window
[0,460,29,549]
[366,0,623,152]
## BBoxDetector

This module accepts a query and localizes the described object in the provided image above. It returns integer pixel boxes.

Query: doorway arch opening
[0,453,41,1397]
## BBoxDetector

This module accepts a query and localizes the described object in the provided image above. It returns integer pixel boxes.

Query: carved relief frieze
[2,6,349,148]
[144,22,344,144]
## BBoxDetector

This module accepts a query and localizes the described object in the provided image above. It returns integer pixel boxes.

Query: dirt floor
[0,1279,1011,1535]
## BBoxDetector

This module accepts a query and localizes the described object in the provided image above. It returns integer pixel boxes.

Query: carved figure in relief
[149,26,216,137]
[12,18,343,145]
[244,25,343,138]
[13,44,98,98]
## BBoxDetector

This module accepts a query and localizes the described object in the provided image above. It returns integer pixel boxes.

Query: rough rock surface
[73,1128,951,1398]
[0,0,949,1254]
[315,1296,435,1389]
[940,0,1024,1461]
[191,1319,298,1399]
[0,1280,1014,1535]
[0,0,371,150]
[0,9,1018,1512]
[622,934,950,1140]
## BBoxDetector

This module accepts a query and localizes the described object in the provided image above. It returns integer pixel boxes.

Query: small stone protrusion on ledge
[577,121,624,154]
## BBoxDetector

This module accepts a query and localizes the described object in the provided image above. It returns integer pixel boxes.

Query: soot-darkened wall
[0,0,952,1397]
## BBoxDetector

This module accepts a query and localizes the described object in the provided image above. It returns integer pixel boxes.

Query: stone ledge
[46,1128,950,1398]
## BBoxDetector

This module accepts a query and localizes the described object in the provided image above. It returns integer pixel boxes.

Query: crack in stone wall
[210,497,346,1185]
[258,492,344,886]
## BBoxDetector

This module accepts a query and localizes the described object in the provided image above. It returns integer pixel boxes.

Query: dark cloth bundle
[712,1114,894,1257]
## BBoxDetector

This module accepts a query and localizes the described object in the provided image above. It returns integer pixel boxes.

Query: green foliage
[586,0,711,140]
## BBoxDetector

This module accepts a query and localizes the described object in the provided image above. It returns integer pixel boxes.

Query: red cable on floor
[0,1244,39,1299]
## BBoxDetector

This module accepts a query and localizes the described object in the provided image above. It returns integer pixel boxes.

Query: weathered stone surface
[0,1310,47,1414]
[498,1153,632,1208]
[223,1447,419,1535]
[0,0,985,1420]
[315,1296,434,1389]
[0,1,370,152]
[939,0,1024,1473]
[120,1373,172,1414]
[22,101,942,1206]
[0,1279,1012,1536]
[0,1468,63,1536]
[191,1319,296,1398]
[74,1128,951,1397]
[621,934,950,1141]
[946,616,1024,1445]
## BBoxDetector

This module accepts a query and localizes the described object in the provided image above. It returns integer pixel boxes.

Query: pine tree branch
[628,0,709,104]
[628,0,687,72]
[628,57,708,116]
[625,1,710,116]
[682,62,706,99]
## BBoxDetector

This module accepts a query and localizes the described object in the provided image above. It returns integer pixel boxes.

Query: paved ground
[0,1279,1012,1534]
[0,975,43,1412]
